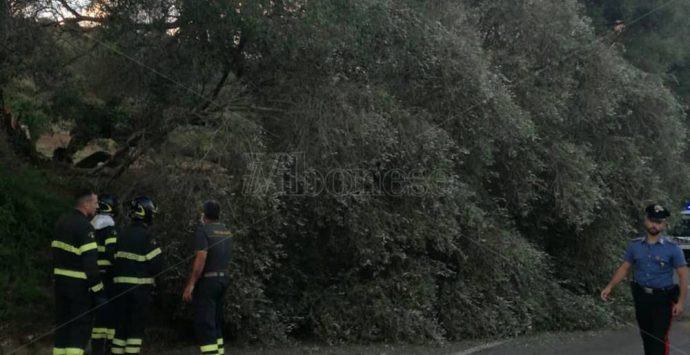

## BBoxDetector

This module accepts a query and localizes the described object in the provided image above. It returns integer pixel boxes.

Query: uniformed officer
[111,196,162,355]
[52,188,105,355]
[90,195,119,355]
[601,204,689,355]
[183,200,233,355]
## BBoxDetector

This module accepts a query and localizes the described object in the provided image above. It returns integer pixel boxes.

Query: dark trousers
[193,277,229,355]
[54,278,93,355]
[111,284,152,354]
[91,277,115,355]
[632,283,679,355]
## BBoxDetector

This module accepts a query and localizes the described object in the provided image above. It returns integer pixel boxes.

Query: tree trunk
[0,0,10,87]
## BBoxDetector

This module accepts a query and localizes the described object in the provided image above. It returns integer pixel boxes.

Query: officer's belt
[203,271,228,278]
[632,282,678,295]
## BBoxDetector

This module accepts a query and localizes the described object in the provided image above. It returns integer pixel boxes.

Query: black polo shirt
[194,222,232,274]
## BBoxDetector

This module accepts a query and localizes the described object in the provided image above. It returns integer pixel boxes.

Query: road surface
[6,284,690,354]
[149,320,690,355]
[474,320,690,355]
[153,281,690,355]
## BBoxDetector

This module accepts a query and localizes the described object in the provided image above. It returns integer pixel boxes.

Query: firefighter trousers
[53,278,94,355]
[91,277,115,355]
[193,277,229,355]
[111,284,152,354]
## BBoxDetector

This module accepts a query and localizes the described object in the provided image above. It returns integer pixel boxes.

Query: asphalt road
[474,320,690,355]
[475,277,690,355]
[7,321,690,355]
[158,280,690,355]
[6,279,690,354]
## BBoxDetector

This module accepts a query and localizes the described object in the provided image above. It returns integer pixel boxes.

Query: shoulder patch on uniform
[662,236,677,245]
[88,231,95,240]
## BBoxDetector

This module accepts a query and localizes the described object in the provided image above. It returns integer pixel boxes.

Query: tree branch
[57,0,105,23]
[88,130,146,176]
[55,0,181,30]
[197,65,232,113]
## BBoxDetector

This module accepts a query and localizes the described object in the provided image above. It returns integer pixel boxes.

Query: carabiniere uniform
[625,204,686,355]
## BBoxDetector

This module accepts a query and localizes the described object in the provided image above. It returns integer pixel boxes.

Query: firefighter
[90,194,119,354]
[111,196,162,355]
[52,188,105,355]
[183,200,233,355]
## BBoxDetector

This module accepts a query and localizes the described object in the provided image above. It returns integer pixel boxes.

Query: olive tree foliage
[1,0,688,344]
[584,0,690,103]
[465,0,688,290]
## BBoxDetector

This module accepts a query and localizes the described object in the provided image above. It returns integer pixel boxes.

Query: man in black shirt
[183,200,233,355]
[52,187,104,355]
[111,196,162,355]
